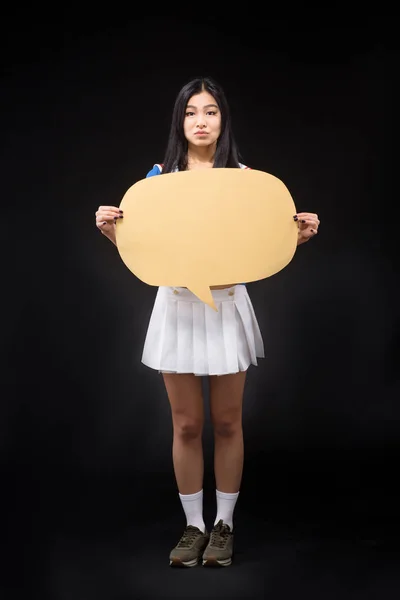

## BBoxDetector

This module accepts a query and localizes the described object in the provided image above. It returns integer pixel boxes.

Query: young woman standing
[95,76,320,567]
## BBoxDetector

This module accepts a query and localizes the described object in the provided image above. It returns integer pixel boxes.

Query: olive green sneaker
[202,520,233,567]
[169,525,209,567]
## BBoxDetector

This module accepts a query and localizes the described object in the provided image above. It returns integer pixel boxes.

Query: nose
[196,116,207,128]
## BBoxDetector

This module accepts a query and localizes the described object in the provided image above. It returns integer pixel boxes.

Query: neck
[187,142,217,165]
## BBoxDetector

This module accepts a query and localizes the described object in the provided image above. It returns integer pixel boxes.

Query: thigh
[209,371,247,422]
[162,373,204,421]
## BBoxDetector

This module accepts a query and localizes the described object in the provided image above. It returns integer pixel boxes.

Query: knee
[213,417,242,438]
[174,417,203,441]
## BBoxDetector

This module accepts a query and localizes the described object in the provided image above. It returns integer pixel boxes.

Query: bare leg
[162,373,204,494]
[209,371,247,493]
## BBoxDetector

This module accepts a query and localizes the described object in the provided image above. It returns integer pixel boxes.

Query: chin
[193,139,213,145]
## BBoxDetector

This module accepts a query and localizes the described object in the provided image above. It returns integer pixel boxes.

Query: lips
[195,132,208,135]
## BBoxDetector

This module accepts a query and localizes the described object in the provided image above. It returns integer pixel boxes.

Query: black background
[2,7,398,600]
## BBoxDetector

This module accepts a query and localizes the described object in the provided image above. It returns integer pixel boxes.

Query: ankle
[179,489,205,533]
[214,489,240,530]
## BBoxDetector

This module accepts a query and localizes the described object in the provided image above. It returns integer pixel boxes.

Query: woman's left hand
[294,212,320,245]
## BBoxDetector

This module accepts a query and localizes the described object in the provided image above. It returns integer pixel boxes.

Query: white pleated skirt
[141,285,265,376]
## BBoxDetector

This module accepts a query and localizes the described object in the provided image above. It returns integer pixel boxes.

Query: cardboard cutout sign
[116,168,298,310]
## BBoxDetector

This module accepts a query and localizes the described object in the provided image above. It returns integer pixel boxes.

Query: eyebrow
[186,104,219,110]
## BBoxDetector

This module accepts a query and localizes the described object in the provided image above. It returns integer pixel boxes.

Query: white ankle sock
[179,489,206,533]
[214,490,239,531]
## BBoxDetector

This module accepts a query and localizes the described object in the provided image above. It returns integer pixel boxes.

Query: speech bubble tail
[188,285,217,311]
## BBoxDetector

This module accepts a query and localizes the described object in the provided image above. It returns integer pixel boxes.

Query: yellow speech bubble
[116,168,298,310]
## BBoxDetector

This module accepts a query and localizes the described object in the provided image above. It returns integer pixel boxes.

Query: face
[183,90,221,148]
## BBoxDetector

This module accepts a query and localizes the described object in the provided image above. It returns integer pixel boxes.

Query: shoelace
[209,520,231,549]
[176,525,203,548]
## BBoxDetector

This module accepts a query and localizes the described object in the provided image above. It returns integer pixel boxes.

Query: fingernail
[293,215,298,221]
[301,220,306,223]
[119,210,123,213]
[103,221,107,225]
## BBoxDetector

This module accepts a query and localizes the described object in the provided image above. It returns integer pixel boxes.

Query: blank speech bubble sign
[115,168,298,310]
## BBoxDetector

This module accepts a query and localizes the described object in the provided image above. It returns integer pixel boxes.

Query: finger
[96,206,122,213]
[96,211,123,221]
[96,218,115,227]
[95,208,123,218]
[296,215,319,223]
[96,216,114,223]
[96,220,111,229]
[298,219,319,229]
[304,228,318,238]
[298,230,317,241]
[295,212,319,220]
[295,216,320,227]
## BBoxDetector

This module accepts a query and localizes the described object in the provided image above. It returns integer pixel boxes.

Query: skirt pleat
[235,294,257,365]
[192,301,207,375]
[159,293,177,370]
[221,300,239,374]
[141,285,265,376]
[177,299,193,373]
[204,298,225,375]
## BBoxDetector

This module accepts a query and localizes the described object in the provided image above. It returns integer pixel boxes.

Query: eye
[185,111,195,117]
[206,111,217,116]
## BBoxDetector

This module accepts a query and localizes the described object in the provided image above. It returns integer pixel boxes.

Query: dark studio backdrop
[2,8,398,600]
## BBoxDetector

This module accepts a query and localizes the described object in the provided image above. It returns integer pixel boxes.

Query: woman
[95,76,320,567]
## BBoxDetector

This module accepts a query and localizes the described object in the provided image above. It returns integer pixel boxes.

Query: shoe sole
[202,557,232,567]
[169,557,199,568]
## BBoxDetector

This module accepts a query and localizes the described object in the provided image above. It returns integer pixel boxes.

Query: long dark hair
[161,77,241,173]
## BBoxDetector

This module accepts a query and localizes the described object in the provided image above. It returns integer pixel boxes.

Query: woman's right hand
[95,205,123,238]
